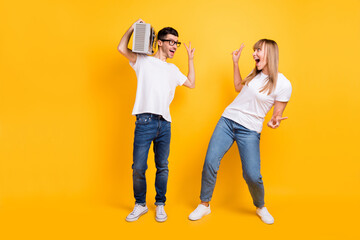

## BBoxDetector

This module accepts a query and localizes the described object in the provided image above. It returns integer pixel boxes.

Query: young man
[118,19,195,222]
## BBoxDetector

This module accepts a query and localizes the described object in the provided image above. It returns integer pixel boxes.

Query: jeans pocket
[136,116,151,125]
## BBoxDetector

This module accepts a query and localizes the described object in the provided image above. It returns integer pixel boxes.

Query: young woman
[188,39,292,224]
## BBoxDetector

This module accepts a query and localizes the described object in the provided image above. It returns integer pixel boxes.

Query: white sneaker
[256,207,274,224]
[188,204,211,221]
[126,204,148,222]
[155,205,167,222]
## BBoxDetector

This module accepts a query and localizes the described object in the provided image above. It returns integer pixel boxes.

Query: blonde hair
[242,39,279,95]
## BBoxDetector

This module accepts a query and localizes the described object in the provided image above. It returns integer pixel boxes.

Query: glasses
[159,39,181,47]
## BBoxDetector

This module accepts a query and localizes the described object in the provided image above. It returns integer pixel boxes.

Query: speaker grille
[134,24,146,52]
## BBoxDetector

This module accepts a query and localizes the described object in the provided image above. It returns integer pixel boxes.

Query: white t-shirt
[130,54,187,122]
[222,72,292,133]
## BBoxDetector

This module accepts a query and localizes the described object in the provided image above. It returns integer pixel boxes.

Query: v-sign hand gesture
[184,42,195,60]
[267,116,288,129]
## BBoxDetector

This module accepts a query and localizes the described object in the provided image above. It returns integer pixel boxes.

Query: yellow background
[1,0,359,239]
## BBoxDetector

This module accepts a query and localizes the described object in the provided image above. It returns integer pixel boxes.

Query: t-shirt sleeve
[275,79,292,102]
[129,54,144,71]
[174,66,187,86]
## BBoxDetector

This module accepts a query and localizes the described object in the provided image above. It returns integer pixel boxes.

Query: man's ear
[157,40,162,47]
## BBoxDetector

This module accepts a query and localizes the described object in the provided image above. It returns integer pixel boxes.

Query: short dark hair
[157,27,179,40]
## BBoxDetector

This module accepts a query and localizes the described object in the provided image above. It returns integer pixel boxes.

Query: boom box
[132,23,155,55]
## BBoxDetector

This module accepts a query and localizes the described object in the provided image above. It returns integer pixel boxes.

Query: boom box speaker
[132,23,155,55]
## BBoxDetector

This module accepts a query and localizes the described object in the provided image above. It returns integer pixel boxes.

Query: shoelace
[193,205,204,214]
[131,205,143,215]
[259,210,272,218]
[157,206,165,215]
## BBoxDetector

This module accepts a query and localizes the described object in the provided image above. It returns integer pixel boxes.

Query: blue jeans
[132,113,171,206]
[200,117,265,208]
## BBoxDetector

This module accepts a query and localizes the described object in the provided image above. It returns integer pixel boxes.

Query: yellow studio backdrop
[0,0,359,239]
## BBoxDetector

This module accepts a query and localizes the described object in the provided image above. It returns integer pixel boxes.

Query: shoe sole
[188,210,211,221]
[256,213,274,224]
[125,209,148,222]
[155,216,167,223]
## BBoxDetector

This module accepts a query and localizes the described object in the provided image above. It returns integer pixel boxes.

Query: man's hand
[183,42,195,89]
[184,42,195,60]
[118,18,145,64]
[131,19,144,29]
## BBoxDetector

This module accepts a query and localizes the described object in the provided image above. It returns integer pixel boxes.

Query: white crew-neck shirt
[130,54,187,122]
[222,72,292,133]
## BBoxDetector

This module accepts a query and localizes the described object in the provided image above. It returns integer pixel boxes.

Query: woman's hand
[232,43,245,63]
[267,116,288,129]
[267,101,289,129]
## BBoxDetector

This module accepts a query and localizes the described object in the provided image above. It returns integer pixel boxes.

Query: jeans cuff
[155,202,165,206]
[135,201,146,206]
[254,202,265,208]
[200,197,211,202]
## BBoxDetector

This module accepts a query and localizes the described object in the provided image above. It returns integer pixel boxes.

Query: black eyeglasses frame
[159,39,181,47]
